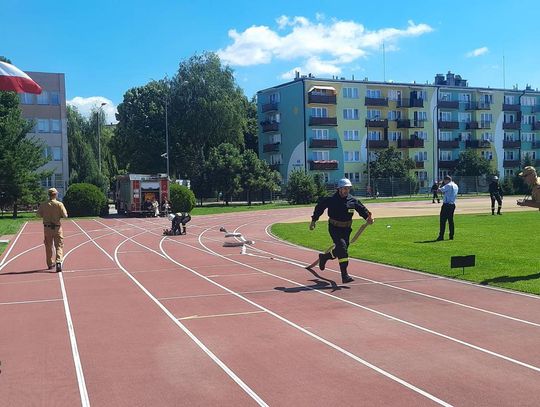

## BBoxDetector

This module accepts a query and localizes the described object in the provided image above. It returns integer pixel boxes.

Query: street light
[97,102,107,173]
[165,96,169,179]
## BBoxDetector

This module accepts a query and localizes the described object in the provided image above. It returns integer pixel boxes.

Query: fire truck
[115,174,169,216]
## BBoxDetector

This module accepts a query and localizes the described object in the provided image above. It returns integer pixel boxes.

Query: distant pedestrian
[37,188,68,271]
[488,176,503,215]
[430,180,440,203]
[436,175,458,241]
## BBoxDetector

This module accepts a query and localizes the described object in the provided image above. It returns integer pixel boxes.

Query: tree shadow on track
[480,272,540,285]
[0,269,52,276]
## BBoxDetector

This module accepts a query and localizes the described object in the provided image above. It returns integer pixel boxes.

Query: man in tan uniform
[37,188,68,272]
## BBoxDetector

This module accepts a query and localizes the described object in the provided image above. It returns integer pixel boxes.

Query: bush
[286,170,317,204]
[170,183,195,213]
[64,183,107,217]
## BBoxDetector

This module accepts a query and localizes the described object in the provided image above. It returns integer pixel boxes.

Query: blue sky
[3,0,540,123]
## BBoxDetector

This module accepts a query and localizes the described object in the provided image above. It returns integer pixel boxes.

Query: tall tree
[368,147,415,178]
[206,143,243,205]
[454,149,492,176]
[243,96,259,153]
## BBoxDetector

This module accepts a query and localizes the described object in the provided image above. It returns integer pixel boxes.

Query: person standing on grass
[37,188,68,272]
[431,180,440,203]
[309,178,374,283]
[489,176,503,215]
[436,175,458,241]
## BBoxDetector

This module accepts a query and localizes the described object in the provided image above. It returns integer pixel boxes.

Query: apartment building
[19,71,69,198]
[257,72,540,187]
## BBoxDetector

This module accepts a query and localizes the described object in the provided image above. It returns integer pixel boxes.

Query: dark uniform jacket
[488,181,503,197]
[311,191,371,223]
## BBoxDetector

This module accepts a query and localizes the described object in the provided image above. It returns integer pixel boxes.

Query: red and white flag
[0,61,42,94]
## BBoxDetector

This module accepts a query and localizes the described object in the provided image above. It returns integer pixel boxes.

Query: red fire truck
[115,174,169,216]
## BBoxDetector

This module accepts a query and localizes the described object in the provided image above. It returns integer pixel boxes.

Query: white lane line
[85,219,269,407]
[157,231,452,406]
[158,289,278,301]
[0,298,63,306]
[179,311,265,320]
[0,222,28,266]
[197,224,540,375]
[207,272,261,278]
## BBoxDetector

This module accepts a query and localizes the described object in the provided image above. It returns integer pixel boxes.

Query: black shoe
[449,236,454,240]
[342,274,354,284]
[318,253,328,271]
[47,264,54,270]
[436,236,444,241]
[56,262,62,272]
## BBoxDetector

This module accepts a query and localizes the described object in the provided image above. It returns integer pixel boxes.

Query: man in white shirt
[436,175,459,241]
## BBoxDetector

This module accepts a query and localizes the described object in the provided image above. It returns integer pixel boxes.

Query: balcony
[503,122,521,130]
[309,138,338,148]
[503,140,521,148]
[309,116,338,126]
[261,102,279,113]
[533,122,540,131]
[398,139,425,148]
[367,140,389,148]
[479,121,491,129]
[396,119,411,128]
[465,121,479,129]
[438,120,459,129]
[365,97,388,106]
[465,140,491,148]
[503,103,520,111]
[308,94,337,104]
[309,160,339,170]
[365,118,389,128]
[438,100,459,109]
[412,120,425,128]
[438,140,459,148]
[503,160,520,167]
[533,141,540,149]
[269,163,281,171]
[263,142,280,152]
[415,161,425,169]
[438,160,458,168]
[261,121,279,132]
[397,98,424,108]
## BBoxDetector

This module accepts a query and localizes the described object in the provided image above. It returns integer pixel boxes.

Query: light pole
[97,102,107,173]
[165,97,169,179]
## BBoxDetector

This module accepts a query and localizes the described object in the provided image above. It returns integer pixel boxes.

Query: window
[20,93,33,104]
[481,150,493,160]
[504,151,515,160]
[344,172,361,183]
[504,132,516,141]
[415,171,428,180]
[37,91,48,105]
[387,110,401,120]
[414,151,427,161]
[388,90,400,101]
[367,109,381,119]
[439,111,452,121]
[312,151,330,161]
[41,176,53,188]
[267,112,280,123]
[481,132,493,142]
[504,169,514,177]
[439,150,452,160]
[54,173,64,188]
[51,119,61,133]
[368,151,378,161]
[270,134,281,144]
[344,151,360,162]
[37,119,49,133]
[342,87,359,98]
[459,93,471,102]
[366,89,381,98]
[311,107,327,118]
[50,91,60,105]
[315,172,330,183]
[343,130,359,140]
[459,112,472,122]
[367,131,381,140]
[269,92,280,103]
[522,133,535,142]
[270,154,282,164]
[480,94,493,104]
[415,131,428,140]
[417,90,427,100]
[522,96,536,106]
[439,169,451,179]
[415,111,427,121]
[439,92,451,101]
[343,108,359,120]
[460,132,471,141]
[523,115,535,124]
[522,151,536,160]
[312,129,329,139]
[504,113,516,123]
[439,131,453,141]
[504,95,515,104]
[480,113,492,123]
[389,131,402,141]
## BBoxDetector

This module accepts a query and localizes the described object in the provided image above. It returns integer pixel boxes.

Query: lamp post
[97,102,107,173]
[165,97,169,179]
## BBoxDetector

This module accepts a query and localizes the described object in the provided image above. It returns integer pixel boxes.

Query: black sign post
[450,255,476,274]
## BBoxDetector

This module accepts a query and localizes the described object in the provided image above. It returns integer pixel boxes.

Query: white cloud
[466,46,488,58]
[280,56,342,79]
[67,96,117,124]
[218,16,433,73]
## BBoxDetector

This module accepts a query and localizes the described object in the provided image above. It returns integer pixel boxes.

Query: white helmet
[493,176,499,180]
[338,178,352,188]
[168,213,175,221]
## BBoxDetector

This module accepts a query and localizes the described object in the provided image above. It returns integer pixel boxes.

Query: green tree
[240,149,265,205]
[259,161,281,204]
[243,96,259,153]
[0,90,50,217]
[286,170,317,204]
[368,147,415,178]
[454,149,493,176]
[206,143,243,205]
[169,183,195,213]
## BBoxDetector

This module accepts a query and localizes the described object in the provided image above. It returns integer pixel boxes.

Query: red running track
[1,209,540,406]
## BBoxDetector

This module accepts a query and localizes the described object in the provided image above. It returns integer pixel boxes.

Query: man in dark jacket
[309,178,374,283]
[431,181,440,203]
[488,176,503,215]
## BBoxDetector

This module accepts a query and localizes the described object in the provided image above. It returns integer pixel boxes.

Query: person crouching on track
[170,212,191,235]
[309,178,374,283]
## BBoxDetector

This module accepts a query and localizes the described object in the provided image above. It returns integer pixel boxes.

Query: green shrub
[170,183,195,213]
[64,183,107,217]
[286,170,317,204]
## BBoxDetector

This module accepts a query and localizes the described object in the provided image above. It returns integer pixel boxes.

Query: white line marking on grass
[179,311,265,320]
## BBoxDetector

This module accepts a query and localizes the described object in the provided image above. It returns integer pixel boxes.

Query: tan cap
[518,166,537,177]
[48,187,58,196]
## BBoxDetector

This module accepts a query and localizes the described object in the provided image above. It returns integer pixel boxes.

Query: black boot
[318,252,332,270]
[56,262,62,272]
[339,261,354,283]
[497,207,502,215]
[491,209,495,215]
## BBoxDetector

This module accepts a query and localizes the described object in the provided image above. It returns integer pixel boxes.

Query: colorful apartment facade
[257,72,540,187]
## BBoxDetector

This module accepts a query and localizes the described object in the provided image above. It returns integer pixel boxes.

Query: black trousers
[490,194,502,209]
[328,224,351,260]
[439,203,456,238]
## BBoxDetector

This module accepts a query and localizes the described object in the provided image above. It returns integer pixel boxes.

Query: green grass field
[271,211,540,295]
[0,213,36,255]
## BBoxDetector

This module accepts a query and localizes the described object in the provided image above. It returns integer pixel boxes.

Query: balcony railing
[365,118,389,128]
[309,138,338,148]
[396,119,411,128]
[438,100,459,109]
[367,140,389,148]
[533,141,540,149]
[309,117,338,126]
[438,120,459,129]
[503,160,520,167]
[438,160,458,168]
[309,160,339,170]
[533,122,540,130]
[308,94,337,104]
[263,142,280,152]
[396,98,424,108]
[502,122,521,130]
[465,101,491,110]
[465,140,491,148]
[438,140,459,148]
[479,121,491,129]
[261,102,279,113]
[503,103,520,111]
[503,140,521,148]
[261,121,279,132]
[365,97,388,106]
[412,120,425,128]
[415,161,425,169]
[398,139,425,148]
[465,121,479,129]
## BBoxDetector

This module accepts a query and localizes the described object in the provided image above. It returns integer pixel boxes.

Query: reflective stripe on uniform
[338,257,349,263]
